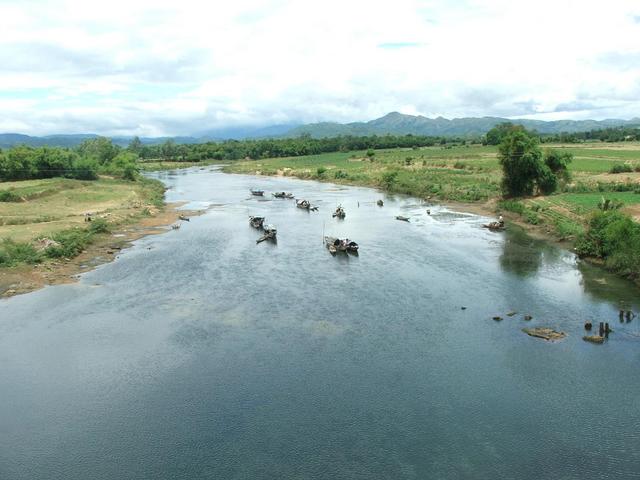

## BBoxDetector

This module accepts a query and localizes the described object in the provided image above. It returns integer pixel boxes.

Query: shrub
[0,190,21,202]
[0,239,41,266]
[498,199,526,215]
[316,166,326,176]
[333,170,348,179]
[609,164,633,174]
[46,229,92,258]
[88,217,110,234]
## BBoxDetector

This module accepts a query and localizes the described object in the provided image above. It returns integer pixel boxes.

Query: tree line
[0,137,138,181]
[131,133,455,162]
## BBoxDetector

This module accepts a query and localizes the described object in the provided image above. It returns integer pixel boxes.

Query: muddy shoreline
[0,203,201,299]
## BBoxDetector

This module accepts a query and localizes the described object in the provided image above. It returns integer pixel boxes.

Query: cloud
[1,0,640,135]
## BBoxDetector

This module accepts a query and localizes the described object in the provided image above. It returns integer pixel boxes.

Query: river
[1,166,639,479]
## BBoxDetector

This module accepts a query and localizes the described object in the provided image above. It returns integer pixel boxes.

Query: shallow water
[1,167,639,480]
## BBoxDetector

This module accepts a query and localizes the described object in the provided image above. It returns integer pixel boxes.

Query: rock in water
[522,327,566,341]
[583,335,605,344]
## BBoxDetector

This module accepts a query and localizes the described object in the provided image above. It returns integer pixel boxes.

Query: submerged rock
[492,316,503,321]
[522,327,566,341]
[583,335,605,344]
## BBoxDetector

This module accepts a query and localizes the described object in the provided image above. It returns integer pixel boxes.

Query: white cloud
[0,0,639,135]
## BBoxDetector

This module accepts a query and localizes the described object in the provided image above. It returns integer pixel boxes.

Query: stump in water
[522,327,566,341]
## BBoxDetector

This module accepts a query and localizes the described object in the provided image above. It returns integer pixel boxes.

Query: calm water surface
[1,167,639,479]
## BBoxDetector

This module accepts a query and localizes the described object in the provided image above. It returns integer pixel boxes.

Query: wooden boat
[396,215,410,222]
[249,216,265,229]
[250,189,265,196]
[296,199,318,211]
[377,199,384,207]
[324,236,359,254]
[272,191,294,199]
[482,221,505,231]
[257,224,277,243]
[332,205,346,219]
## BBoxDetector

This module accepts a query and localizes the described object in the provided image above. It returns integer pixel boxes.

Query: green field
[0,177,164,243]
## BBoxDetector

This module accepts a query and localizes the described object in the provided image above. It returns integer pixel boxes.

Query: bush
[46,229,92,258]
[333,170,348,179]
[316,166,326,176]
[88,217,110,234]
[0,239,41,266]
[68,157,99,180]
[0,190,21,202]
[498,199,526,215]
[609,164,633,174]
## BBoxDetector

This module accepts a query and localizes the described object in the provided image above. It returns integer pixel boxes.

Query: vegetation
[0,176,165,268]
[0,137,139,182]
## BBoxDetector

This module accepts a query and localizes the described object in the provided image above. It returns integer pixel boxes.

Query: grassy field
[0,177,165,271]
[224,142,640,239]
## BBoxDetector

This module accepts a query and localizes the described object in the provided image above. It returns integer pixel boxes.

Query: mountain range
[1,113,639,148]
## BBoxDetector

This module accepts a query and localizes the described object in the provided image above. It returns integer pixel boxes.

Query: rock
[584,321,592,331]
[506,311,517,317]
[34,238,61,251]
[461,306,467,310]
[522,327,566,341]
[492,316,503,321]
[524,315,533,321]
[583,335,605,344]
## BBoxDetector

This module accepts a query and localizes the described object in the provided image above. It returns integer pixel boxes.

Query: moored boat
[272,191,294,199]
[249,216,265,229]
[396,215,410,222]
[257,224,277,243]
[250,189,265,196]
[332,205,346,219]
[296,199,318,211]
[324,236,359,254]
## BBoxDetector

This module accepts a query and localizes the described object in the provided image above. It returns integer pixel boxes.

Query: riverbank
[0,176,198,298]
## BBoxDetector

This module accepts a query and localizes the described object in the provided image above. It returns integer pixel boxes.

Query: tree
[544,149,572,182]
[498,131,545,197]
[78,137,119,164]
[127,136,143,153]
[485,122,528,145]
[161,139,178,160]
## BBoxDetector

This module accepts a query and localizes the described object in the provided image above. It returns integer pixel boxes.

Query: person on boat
[498,215,504,227]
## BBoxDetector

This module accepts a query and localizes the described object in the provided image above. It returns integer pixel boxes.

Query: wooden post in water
[619,309,625,321]
[604,323,611,337]
[599,322,605,336]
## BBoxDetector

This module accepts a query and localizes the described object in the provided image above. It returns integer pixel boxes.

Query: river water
[1,167,639,479]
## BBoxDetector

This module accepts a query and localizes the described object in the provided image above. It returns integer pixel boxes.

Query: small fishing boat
[324,236,359,254]
[272,191,294,199]
[296,199,318,211]
[377,199,384,207]
[250,189,265,196]
[249,216,265,229]
[482,221,505,231]
[257,224,277,243]
[332,205,346,219]
[396,215,410,222]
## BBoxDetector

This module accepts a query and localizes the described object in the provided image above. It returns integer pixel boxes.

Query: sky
[1,0,640,136]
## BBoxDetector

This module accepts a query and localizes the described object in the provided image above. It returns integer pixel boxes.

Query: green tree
[498,131,544,197]
[161,139,178,160]
[127,136,143,153]
[485,122,528,145]
[544,149,572,182]
[78,137,119,164]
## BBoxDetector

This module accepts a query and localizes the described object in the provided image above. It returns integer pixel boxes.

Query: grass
[0,176,166,268]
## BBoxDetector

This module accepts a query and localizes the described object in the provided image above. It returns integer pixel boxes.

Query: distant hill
[286,112,640,138]
[2,114,639,148]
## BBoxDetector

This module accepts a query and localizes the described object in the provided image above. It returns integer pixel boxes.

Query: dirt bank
[0,203,202,299]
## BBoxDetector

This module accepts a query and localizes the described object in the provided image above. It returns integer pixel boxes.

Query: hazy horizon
[2,0,640,137]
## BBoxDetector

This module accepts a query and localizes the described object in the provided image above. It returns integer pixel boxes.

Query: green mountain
[286,112,640,138]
